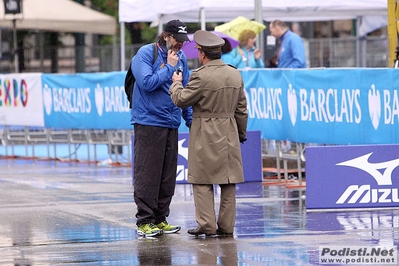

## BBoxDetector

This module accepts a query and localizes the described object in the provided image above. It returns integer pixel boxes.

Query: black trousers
[133,124,178,225]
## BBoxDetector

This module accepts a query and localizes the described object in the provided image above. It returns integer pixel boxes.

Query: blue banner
[42,72,131,129]
[242,68,399,144]
[40,68,399,145]
[306,144,399,210]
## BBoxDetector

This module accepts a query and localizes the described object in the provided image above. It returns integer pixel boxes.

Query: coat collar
[203,59,225,67]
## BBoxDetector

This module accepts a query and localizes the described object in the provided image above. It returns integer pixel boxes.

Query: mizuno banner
[306,144,399,210]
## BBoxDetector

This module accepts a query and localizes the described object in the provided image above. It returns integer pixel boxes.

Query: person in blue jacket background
[223,30,265,69]
[269,20,307,68]
[130,19,192,237]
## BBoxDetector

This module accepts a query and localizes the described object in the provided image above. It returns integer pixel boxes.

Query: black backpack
[124,43,158,109]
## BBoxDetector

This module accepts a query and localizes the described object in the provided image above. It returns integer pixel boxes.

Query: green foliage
[91,0,118,45]
[141,25,158,43]
[91,0,117,16]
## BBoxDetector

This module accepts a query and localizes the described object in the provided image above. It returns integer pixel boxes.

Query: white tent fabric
[118,0,388,70]
[119,0,387,23]
[358,16,388,37]
[1,0,116,35]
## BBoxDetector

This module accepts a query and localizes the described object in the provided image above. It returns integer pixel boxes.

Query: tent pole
[254,0,264,58]
[39,32,44,72]
[362,36,367,67]
[112,35,118,71]
[13,19,19,73]
[200,8,205,30]
[120,22,125,71]
[158,15,163,35]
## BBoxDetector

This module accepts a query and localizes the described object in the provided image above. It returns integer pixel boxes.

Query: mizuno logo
[335,153,399,204]
[178,138,188,161]
[178,26,187,34]
[176,138,188,181]
[336,153,399,186]
[336,185,399,204]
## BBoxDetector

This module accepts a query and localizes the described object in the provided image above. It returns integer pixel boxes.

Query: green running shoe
[156,221,181,234]
[137,223,162,237]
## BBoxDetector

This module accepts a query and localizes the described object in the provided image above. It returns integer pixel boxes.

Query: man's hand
[172,71,183,82]
[167,49,179,67]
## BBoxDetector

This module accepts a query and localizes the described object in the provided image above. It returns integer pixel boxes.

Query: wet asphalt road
[0,159,398,265]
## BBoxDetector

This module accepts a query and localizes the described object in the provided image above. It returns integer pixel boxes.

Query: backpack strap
[125,43,160,109]
[152,43,158,64]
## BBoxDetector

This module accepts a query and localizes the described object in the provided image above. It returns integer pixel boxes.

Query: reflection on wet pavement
[0,160,397,265]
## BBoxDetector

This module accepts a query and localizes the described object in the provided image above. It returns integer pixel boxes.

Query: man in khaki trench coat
[170,30,248,236]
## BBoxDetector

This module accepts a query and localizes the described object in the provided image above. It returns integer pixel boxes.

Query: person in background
[226,29,265,68]
[170,30,248,237]
[130,19,192,237]
[220,38,238,66]
[269,20,307,68]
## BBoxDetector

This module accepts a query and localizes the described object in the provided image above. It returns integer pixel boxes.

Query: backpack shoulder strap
[152,43,158,64]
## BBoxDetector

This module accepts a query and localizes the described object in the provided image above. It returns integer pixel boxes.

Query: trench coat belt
[193,112,234,118]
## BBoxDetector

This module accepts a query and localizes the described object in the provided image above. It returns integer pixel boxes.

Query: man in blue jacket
[269,20,307,68]
[130,19,192,237]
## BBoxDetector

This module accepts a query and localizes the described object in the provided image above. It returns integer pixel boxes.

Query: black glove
[239,136,247,144]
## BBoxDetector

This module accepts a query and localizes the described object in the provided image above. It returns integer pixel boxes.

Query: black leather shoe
[187,228,215,236]
[216,229,233,236]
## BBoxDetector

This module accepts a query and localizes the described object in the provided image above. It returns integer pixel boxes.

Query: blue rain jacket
[225,46,265,69]
[277,30,307,68]
[130,43,192,129]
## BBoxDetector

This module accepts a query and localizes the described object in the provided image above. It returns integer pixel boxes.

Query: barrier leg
[276,141,281,181]
[297,143,303,185]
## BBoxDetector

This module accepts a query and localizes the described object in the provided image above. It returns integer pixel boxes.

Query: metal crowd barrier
[1,126,306,184]
[262,139,306,186]
[0,126,134,165]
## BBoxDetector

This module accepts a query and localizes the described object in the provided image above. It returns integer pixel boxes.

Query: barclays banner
[306,144,399,210]
[42,72,131,129]
[242,68,399,145]
[10,68,399,145]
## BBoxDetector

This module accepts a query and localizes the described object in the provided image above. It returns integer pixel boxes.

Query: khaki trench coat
[170,59,248,184]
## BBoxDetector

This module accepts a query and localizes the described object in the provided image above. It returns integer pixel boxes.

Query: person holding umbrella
[169,30,248,237]
[214,16,266,69]
[182,31,239,60]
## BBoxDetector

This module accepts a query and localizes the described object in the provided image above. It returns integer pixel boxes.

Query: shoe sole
[188,232,216,237]
[216,232,233,236]
[216,234,233,237]
[137,230,163,237]
[161,227,181,234]
[216,230,233,236]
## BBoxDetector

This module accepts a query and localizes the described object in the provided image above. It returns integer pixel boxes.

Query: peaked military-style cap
[194,30,225,51]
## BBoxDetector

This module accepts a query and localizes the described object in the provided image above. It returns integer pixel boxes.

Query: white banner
[0,73,44,127]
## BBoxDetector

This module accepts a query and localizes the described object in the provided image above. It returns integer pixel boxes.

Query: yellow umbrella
[214,16,266,40]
